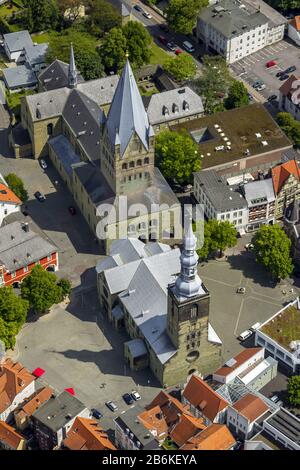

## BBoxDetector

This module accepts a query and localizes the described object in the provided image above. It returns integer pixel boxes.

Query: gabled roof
[170,413,206,447]
[3,64,37,89]
[214,347,263,378]
[0,359,35,414]
[25,43,48,66]
[146,391,187,426]
[0,184,21,205]
[138,405,169,438]
[0,420,25,449]
[290,16,300,32]
[106,59,152,156]
[233,393,269,422]
[272,159,300,195]
[279,74,300,98]
[183,375,228,421]
[39,59,84,91]
[14,386,53,420]
[63,417,116,450]
[180,423,235,450]
[4,30,32,53]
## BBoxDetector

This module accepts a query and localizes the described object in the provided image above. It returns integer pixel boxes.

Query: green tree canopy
[23,0,60,33]
[197,56,233,114]
[252,224,294,280]
[46,30,104,80]
[266,0,299,11]
[57,278,72,298]
[164,53,197,82]
[86,0,121,36]
[99,26,127,73]
[225,80,249,109]
[0,287,29,349]
[196,220,237,259]
[165,0,208,34]
[287,375,300,406]
[21,265,65,313]
[276,112,300,148]
[5,173,28,202]
[155,130,201,184]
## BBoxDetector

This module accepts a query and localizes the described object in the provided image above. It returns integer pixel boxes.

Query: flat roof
[266,408,300,445]
[171,104,292,170]
[260,305,300,352]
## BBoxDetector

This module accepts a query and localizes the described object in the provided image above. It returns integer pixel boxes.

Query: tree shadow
[227,252,277,289]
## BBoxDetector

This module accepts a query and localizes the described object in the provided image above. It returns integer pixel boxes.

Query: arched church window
[137,159,142,166]
[47,123,53,136]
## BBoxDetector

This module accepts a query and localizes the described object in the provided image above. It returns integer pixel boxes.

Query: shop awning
[32,367,45,378]
[65,387,75,396]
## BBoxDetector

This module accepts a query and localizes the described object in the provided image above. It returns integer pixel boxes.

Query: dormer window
[183,100,189,111]
[172,103,179,113]
[162,105,169,116]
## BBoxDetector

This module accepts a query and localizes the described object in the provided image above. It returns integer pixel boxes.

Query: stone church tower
[164,219,222,386]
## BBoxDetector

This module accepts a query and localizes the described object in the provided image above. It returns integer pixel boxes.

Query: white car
[238,329,252,341]
[131,390,141,401]
[245,243,254,251]
[256,84,266,91]
[143,11,152,19]
[40,159,47,169]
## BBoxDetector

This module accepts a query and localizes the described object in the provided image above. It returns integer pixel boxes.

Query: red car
[266,60,277,68]
[175,48,183,55]
[68,206,76,215]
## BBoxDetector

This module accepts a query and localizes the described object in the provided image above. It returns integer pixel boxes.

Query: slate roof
[72,161,115,205]
[77,75,119,106]
[195,169,247,212]
[0,221,57,272]
[39,59,84,91]
[26,87,71,121]
[48,135,81,177]
[147,87,204,125]
[3,64,37,90]
[4,30,32,53]
[32,391,86,433]
[106,60,153,156]
[25,43,48,66]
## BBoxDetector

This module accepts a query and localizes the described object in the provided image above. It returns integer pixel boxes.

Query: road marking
[234,298,245,335]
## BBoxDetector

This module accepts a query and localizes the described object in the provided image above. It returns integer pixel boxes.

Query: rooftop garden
[261,306,300,351]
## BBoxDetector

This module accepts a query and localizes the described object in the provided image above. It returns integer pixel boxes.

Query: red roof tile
[272,160,300,195]
[214,348,262,377]
[0,359,35,414]
[170,413,206,447]
[0,184,21,205]
[290,16,300,31]
[180,424,235,450]
[63,417,116,451]
[233,394,269,422]
[0,420,25,449]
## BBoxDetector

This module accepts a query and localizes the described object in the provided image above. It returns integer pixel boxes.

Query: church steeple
[68,43,77,89]
[175,217,205,299]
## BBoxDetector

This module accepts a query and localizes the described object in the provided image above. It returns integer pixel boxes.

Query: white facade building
[279,74,300,122]
[197,0,286,64]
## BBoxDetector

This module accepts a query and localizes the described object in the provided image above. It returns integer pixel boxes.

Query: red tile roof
[183,376,228,422]
[272,160,300,195]
[0,184,21,205]
[233,394,269,422]
[146,390,188,426]
[0,359,35,414]
[290,16,300,31]
[138,405,169,439]
[170,413,206,447]
[14,386,52,420]
[0,420,25,449]
[214,348,262,378]
[63,417,116,451]
[180,424,235,451]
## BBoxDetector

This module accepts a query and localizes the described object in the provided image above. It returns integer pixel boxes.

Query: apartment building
[197,0,286,64]
[279,74,300,122]
[242,179,275,231]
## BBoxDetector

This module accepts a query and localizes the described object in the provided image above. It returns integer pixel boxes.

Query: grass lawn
[149,41,170,66]
[261,306,300,351]
[6,89,36,119]
[139,83,159,97]
[161,438,177,450]
[31,32,57,44]
[0,3,21,18]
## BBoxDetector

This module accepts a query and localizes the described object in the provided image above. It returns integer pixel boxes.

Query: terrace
[171,104,292,170]
[260,306,300,352]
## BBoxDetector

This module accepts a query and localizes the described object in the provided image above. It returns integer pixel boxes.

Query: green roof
[261,306,300,351]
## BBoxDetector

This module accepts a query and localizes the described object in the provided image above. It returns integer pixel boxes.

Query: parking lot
[231,39,300,102]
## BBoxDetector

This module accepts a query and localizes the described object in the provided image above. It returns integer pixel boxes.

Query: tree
[287,375,300,406]
[195,220,217,260]
[165,0,208,35]
[266,0,299,12]
[197,56,233,114]
[23,0,60,33]
[99,27,127,73]
[86,0,121,36]
[122,21,152,68]
[47,30,104,80]
[276,112,300,148]
[21,265,65,314]
[225,80,249,109]
[0,287,29,349]
[196,220,237,259]
[164,53,197,82]
[155,130,201,184]
[57,0,87,23]
[5,173,28,202]
[57,278,72,298]
[252,224,294,280]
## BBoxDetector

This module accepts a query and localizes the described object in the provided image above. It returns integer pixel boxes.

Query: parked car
[252,80,264,89]
[131,391,141,401]
[34,191,46,202]
[268,94,277,101]
[236,287,246,294]
[247,93,253,101]
[105,400,118,411]
[276,70,285,77]
[40,158,47,169]
[167,41,177,51]
[91,408,103,419]
[284,65,296,74]
[182,40,195,53]
[143,11,152,19]
[279,73,289,81]
[159,23,169,33]
[250,322,261,332]
[175,48,183,55]
[157,35,167,45]
[270,395,279,403]
[68,206,76,215]
[134,5,142,12]
[123,393,134,405]
[238,330,252,341]
[266,60,277,68]
[245,243,254,251]
[256,84,266,91]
